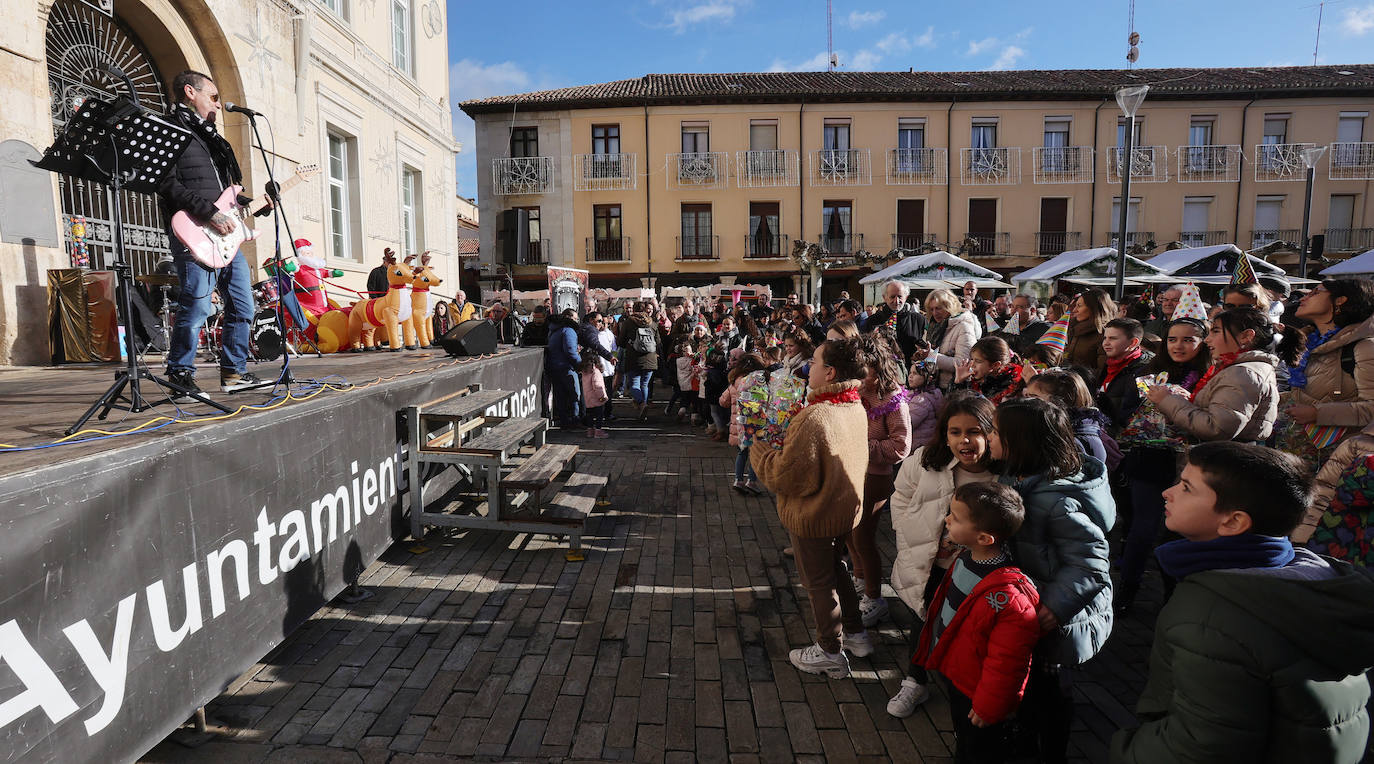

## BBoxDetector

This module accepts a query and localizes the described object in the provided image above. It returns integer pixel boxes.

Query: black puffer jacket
[157,106,246,225]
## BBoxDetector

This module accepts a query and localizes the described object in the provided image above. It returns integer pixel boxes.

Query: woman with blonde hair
[913,288,980,389]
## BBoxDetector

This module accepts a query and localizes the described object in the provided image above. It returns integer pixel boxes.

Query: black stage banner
[0,349,543,763]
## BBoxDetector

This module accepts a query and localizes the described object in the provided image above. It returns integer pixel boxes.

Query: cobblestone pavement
[142,404,1164,763]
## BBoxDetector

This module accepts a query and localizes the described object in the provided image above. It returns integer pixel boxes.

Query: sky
[446,0,1374,200]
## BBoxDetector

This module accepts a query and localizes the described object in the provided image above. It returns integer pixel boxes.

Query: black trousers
[945,678,1015,764]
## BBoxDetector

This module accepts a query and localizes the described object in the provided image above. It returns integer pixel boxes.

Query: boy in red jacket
[907,481,1041,762]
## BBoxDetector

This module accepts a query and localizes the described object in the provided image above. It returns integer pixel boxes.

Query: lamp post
[1113,85,1149,301]
[1298,145,1328,279]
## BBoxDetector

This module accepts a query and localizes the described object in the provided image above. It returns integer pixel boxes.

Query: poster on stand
[546,266,589,319]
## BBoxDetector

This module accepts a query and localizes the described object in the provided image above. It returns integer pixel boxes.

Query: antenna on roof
[1305,1,1346,66]
[1125,0,1140,68]
[827,0,836,72]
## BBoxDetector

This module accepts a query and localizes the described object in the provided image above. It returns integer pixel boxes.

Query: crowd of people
[509,276,1374,764]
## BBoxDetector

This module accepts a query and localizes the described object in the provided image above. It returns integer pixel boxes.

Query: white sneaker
[842,630,875,657]
[860,595,889,627]
[886,677,931,718]
[789,643,850,679]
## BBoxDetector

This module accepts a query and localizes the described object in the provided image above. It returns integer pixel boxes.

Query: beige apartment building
[0,0,459,365]
[461,66,1374,300]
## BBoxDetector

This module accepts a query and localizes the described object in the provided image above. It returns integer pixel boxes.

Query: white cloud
[1343,5,1374,34]
[849,49,884,70]
[768,51,834,72]
[847,9,886,28]
[768,48,883,72]
[985,45,1026,71]
[876,27,937,55]
[654,0,747,33]
[914,26,936,47]
[966,36,998,56]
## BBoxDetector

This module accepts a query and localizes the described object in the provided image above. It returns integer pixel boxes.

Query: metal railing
[736,150,799,187]
[1107,145,1169,183]
[669,152,728,189]
[677,234,719,260]
[965,232,1011,257]
[1107,232,1157,250]
[1035,231,1081,255]
[1255,143,1316,182]
[745,233,789,258]
[892,233,937,250]
[1330,142,1374,180]
[810,148,872,186]
[1178,230,1229,248]
[520,239,551,265]
[1325,228,1374,252]
[573,153,637,191]
[1178,145,1241,182]
[585,236,631,263]
[960,147,1021,185]
[1033,146,1093,184]
[885,147,948,185]
[492,156,556,195]
[821,233,863,254]
[1250,229,1301,249]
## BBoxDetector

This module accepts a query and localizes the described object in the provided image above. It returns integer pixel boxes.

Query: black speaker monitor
[438,319,499,356]
[1310,234,1325,260]
[497,209,530,265]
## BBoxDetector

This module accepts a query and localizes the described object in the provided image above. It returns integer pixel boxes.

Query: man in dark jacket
[616,301,659,419]
[519,306,550,347]
[864,280,929,365]
[1004,293,1050,357]
[159,70,273,395]
[1097,318,1154,429]
[545,310,582,428]
[365,250,391,298]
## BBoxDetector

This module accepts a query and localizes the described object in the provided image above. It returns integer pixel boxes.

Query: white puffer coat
[889,448,960,620]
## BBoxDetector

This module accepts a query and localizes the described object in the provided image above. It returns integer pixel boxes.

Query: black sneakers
[166,370,201,398]
[220,370,267,392]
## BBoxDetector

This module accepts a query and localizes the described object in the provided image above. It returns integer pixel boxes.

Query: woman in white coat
[913,288,981,390]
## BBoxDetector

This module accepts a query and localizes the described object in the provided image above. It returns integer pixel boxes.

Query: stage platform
[0,347,544,764]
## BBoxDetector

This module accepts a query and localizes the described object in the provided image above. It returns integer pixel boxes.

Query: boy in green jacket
[1111,442,1374,764]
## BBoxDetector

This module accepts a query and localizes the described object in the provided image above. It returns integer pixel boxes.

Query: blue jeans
[734,448,756,483]
[627,370,654,404]
[167,251,253,375]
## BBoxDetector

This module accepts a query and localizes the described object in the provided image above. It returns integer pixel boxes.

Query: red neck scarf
[811,387,862,406]
[1101,345,1144,390]
[1191,351,1240,400]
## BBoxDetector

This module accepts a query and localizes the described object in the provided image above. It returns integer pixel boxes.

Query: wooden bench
[418,389,516,453]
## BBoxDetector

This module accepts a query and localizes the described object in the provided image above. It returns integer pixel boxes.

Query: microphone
[224,101,263,117]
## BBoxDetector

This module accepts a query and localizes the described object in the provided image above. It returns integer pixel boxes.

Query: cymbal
[136,274,179,286]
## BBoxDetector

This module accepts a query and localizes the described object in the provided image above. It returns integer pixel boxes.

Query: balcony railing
[1250,229,1301,249]
[892,233,937,251]
[573,153,637,191]
[1036,231,1081,255]
[1330,142,1374,180]
[1325,228,1374,252]
[1178,145,1242,182]
[1178,230,1229,248]
[960,147,1021,185]
[1255,143,1317,182]
[585,236,631,263]
[965,232,1011,257]
[821,233,863,255]
[677,234,719,260]
[1107,232,1157,251]
[519,239,550,266]
[668,152,727,189]
[736,150,799,187]
[1107,145,1169,183]
[745,233,789,258]
[1033,146,1093,184]
[492,156,556,195]
[885,148,948,185]
[809,148,872,186]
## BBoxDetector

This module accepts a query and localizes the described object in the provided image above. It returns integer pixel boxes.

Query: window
[1110,196,1142,233]
[749,201,781,256]
[592,125,620,155]
[896,199,926,250]
[1188,117,1215,170]
[391,0,412,74]
[510,127,538,158]
[1116,118,1143,147]
[680,204,713,258]
[1336,114,1367,168]
[1043,118,1071,171]
[1181,197,1213,246]
[321,0,346,19]
[1328,195,1357,250]
[750,121,778,151]
[400,167,421,255]
[518,206,541,262]
[822,200,852,253]
[593,204,622,261]
[823,120,851,151]
[1254,197,1284,244]
[681,123,709,153]
[1260,116,1289,169]
[898,119,925,150]
[326,132,356,261]
[971,120,998,171]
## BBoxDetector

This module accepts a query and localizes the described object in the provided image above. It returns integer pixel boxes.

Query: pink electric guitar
[171,163,320,268]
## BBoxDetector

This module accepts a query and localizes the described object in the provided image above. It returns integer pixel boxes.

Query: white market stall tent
[859,251,1010,302]
[1321,249,1374,278]
[1145,244,1316,285]
[1012,247,1166,298]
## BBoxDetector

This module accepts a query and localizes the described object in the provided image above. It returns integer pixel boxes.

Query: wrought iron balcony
[1250,229,1301,249]
[1107,145,1168,183]
[668,152,728,189]
[821,233,863,255]
[519,239,551,266]
[1177,145,1241,182]
[809,149,872,186]
[573,153,637,191]
[1033,146,1093,184]
[1255,143,1317,182]
[736,150,799,187]
[959,147,1021,185]
[585,236,631,263]
[892,233,937,251]
[492,156,556,195]
[1325,228,1374,252]
[1329,142,1374,180]
[964,232,1011,257]
[1178,230,1229,248]
[1036,232,1081,256]
[745,233,789,258]
[1107,232,1157,251]
[885,148,948,185]
[677,234,720,260]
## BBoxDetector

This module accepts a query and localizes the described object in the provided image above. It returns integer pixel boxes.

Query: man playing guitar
[158,70,272,394]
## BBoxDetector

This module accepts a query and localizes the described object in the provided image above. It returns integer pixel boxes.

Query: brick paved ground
[142,403,1165,764]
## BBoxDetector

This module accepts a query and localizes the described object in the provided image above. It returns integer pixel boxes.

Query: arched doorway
[46,0,172,277]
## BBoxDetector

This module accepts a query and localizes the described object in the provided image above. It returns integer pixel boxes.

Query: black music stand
[34,96,232,434]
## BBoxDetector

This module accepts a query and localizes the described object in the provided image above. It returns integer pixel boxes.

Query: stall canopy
[859,251,1002,286]
[1321,249,1374,278]
[1012,247,1165,296]
[1145,244,1315,285]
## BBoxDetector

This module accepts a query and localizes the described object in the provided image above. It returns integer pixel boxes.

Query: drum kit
[136,273,285,363]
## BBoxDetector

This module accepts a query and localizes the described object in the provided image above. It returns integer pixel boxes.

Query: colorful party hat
[1036,316,1070,352]
[985,311,1001,334]
[1231,254,1258,286]
[1003,312,1021,335]
[1172,283,1209,322]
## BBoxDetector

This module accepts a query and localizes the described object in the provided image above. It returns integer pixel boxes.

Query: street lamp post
[1299,145,1328,279]
[1113,85,1149,301]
